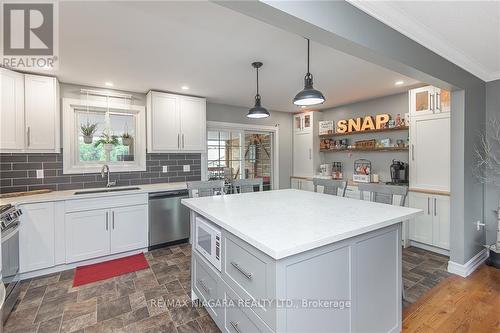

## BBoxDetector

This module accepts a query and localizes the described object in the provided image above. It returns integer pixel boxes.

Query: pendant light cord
[256,66,260,96]
[307,38,310,74]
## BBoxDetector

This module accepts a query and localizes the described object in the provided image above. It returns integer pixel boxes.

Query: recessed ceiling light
[105,82,114,87]
[181,86,189,90]
[395,80,404,86]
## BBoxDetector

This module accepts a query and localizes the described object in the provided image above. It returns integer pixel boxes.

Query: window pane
[77,110,106,162]
[110,113,135,162]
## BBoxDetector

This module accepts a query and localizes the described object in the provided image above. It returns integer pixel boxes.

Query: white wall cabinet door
[19,202,55,273]
[147,92,180,152]
[0,68,25,151]
[432,195,450,250]
[409,86,435,116]
[65,209,110,263]
[179,96,206,151]
[24,74,59,151]
[293,134,313,178]
[410,114,450,192]
[408,192,434,245]
[110,205,148,254]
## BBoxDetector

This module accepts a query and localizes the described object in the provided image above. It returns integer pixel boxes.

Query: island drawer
[222,233,276,329]
[223,280,274,333]
[193,251,223,324]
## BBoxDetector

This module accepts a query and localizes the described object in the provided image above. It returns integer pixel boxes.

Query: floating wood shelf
[320,147,409,153]
[319,126,409,138]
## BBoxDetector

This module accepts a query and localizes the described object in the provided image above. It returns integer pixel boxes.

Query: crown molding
[348,0,496,82]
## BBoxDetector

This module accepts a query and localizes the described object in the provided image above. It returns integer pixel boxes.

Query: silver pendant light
[293,38,325,106]
[247,62,270,119]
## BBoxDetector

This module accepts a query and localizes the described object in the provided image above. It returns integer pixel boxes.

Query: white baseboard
[409,241,450,256]
[447,248,489,277]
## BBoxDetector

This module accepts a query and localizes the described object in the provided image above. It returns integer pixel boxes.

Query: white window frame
[62,97,146,174]
[205,121,280,190]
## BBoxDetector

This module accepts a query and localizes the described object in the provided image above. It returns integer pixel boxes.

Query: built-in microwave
[194,216,221,271]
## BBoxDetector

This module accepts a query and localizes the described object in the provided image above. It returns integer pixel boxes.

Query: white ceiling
[43,1,419,112]
[349,1,500,82]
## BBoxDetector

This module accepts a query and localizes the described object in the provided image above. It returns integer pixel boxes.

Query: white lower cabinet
[65,209,110,263]
[409,192,450,250]
[110,205,148,254]
[19,202,55,273]
[65,204,148,263]
[291,178,313,191]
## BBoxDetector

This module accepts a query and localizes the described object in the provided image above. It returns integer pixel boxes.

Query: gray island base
[182,189,421,333]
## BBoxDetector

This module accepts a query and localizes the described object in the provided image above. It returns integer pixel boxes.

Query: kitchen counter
[182,189,420,259]
[0,182,188,206]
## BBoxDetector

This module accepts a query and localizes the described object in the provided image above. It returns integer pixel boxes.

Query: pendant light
[293,38,325,106]
[247,62,270,119]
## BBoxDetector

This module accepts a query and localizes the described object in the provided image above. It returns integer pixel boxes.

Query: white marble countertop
[0,182,188,206]
[182,189,421,260]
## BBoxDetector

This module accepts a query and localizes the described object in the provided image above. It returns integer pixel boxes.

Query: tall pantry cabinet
[408,86,451,254]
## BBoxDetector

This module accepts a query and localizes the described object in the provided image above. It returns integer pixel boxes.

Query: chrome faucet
[101,164,116,187]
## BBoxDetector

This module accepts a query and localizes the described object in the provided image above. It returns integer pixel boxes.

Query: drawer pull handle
[231,262,252,280]
[197,279,210,295]
[230,321,242,333]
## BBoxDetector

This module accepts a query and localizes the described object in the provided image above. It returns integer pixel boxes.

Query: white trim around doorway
[205,121,280,190]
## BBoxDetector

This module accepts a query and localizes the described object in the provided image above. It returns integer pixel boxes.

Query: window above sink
[63,97,146,174]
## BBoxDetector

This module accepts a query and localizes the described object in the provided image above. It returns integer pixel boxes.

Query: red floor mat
[73,253,149,287]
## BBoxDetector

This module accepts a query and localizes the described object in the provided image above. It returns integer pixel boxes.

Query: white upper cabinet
[293,111,321,177]
[147,91,206,153]
[0,68,25,150]
[409,85,450,117]
[24,74,60,151]
[409,113,450,192]
[294,112,313,134]
[0,68,60,153]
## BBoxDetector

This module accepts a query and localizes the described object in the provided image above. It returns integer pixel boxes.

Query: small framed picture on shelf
[319,120,334,135]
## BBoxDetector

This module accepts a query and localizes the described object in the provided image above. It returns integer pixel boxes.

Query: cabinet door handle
[27,127,31,147]
[197,279,210,295]
[411,145,415,161]
[436,93,440,111]
[182,134,185,148]
[430,94,434,111]
[231,261,253,280]
[230,321,242,333]
[434,198,437,216]
[177,134,180,148]
[112,211,115,229]
[105,211,109,230]
[427,197,430,215]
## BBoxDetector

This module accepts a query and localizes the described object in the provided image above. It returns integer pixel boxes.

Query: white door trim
[205,121,280,190]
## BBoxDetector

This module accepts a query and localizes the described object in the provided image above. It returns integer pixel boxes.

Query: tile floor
[4,243,220,333]
[402,246,451,306]
[4,244,449,332]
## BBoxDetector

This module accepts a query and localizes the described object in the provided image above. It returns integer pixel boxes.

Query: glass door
[243,131,273,191]
[411,86,435,116]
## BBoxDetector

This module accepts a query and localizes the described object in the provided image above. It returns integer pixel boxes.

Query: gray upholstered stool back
[312,178,348,197]
[187,180,225,198]
[232,178,264,194]
[357,183,408,206]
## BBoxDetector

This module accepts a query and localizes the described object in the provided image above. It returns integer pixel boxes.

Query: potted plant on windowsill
[94,130,119,153]
[473,117,500,269]
[80,121,98,144]
[122,132,133,146]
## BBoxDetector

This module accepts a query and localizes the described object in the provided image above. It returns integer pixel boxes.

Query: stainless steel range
[0,204,22,327]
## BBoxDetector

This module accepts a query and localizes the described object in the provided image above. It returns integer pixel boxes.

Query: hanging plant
[122,132,133,146]
[80,121,98,144]
[94,130,119,152]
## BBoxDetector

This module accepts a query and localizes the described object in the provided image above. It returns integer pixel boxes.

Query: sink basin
[74,187,141,195]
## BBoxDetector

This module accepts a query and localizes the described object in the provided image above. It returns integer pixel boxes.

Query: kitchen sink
[73,187,141,195]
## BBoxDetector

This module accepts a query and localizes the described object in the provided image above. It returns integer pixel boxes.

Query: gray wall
[484,80,500,245]
[206,103,292,189]
[219,0,486,266]
[320,93,409,182]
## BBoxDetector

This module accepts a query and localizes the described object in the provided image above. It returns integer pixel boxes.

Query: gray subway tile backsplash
[0,152,201,194]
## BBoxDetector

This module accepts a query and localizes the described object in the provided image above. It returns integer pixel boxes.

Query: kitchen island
[182,189,421,333]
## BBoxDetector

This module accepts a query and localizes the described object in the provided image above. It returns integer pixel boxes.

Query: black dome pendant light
[247,62,270,119]
[293,38,325,106]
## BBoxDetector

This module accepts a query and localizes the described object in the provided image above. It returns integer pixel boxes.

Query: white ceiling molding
[348,1,500,82]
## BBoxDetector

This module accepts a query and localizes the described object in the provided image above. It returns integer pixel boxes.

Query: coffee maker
[390,160,409,184]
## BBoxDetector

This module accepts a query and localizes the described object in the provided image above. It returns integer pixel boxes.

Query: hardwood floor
[403,264,500,332]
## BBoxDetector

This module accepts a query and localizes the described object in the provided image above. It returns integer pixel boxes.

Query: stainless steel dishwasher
[148,190,190,250]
